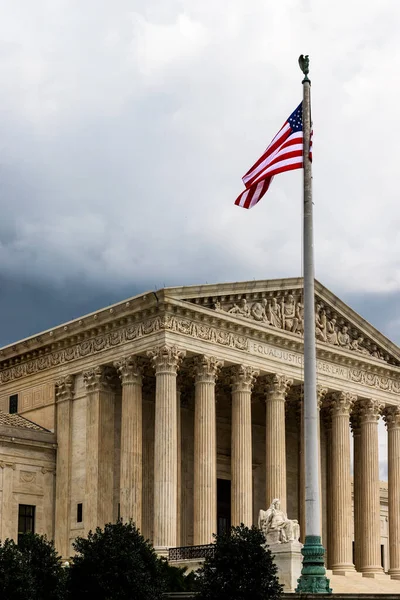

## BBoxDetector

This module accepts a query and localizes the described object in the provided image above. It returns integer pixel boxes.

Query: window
[9,394,18,414]
[77,503,83,523]
[18,504,35,543]
[381,544,385,569]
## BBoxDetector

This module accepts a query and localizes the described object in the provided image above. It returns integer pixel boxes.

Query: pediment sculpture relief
[258,498,300,545]
[211,294,395,365]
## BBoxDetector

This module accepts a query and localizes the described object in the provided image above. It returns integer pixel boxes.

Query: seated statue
[258,499,300,544]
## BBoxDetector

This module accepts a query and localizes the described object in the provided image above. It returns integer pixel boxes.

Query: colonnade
[54,344,400,579]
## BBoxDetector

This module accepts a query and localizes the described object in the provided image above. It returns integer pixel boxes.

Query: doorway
[217,479,231,535]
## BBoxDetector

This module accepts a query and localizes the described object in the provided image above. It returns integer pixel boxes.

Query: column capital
[147,345,186,375]
[83,365,115,393]
[114,355,144,385]
[358,398,383,424]
[194,355,223,384]
[317,386,328,410]
[231,365,259,393]
[265,373,293,400]
[330,391,356,417]
[55,374,75,402]
[382,405,400,430]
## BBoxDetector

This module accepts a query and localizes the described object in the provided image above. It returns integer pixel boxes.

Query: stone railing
[168,544,215,561]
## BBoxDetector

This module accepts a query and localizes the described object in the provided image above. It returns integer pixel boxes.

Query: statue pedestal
[268,540,303,592]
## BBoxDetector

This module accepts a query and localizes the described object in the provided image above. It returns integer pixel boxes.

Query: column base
[331,563,356,576]
[295,535,332,594]
[154,546,169,558]
[361,571,387,579]
[389,569,400,580]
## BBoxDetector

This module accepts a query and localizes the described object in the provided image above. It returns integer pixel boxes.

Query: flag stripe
[243,132,304,188]
[235,102,312,209]
[242,124,292,187]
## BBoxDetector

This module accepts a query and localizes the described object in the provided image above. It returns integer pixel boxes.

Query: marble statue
[267,298,282,328]
[315,307,327,342]
[326,317,338,345]
[258,499,300,544]
[212,293,391,365]
[251,298,269,323]
[338,326,351,349]
[229,299,250,318]
[350,336,370,355]
[282,295,299,333]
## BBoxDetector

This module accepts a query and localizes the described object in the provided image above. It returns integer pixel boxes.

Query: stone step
[326,571,400,594]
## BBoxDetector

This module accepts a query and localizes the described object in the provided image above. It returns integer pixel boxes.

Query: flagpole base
[295,535,332,594]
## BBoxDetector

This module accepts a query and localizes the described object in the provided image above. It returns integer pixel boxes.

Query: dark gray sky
[0,1,399,475]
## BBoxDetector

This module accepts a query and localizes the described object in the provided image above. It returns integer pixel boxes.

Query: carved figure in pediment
[228,298,250,318]
[371,345,385,361]
[214,300,223,312]
[251,298,269,323]
[326,317,339,345]
[338,326,351,349]
[228,302,241,315]
[267,297,282,328]
[315,307,327,342]
[350,336,370,356]
[295,301,304,334]
[282,294,299,333]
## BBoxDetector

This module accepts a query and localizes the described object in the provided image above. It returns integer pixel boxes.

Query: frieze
[348,368,400,394]
[193,293,399,367]
[0,314,248,384]
[250,341,349,378]
[0,317,164,384]
[0,314,399,397]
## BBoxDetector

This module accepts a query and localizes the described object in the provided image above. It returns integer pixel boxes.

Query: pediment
[164,278,400,368]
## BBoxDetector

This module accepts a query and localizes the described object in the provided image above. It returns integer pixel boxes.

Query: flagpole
[296,56,332,594]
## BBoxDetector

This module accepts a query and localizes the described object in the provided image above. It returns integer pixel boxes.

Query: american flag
[235,102,312,209]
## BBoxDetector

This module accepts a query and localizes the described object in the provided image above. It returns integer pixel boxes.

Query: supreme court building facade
[0,278,399,579]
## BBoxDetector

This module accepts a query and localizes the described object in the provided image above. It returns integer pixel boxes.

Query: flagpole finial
[298,55,310,83]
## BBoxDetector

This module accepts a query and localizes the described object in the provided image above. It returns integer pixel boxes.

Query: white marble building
[0,277,399,582]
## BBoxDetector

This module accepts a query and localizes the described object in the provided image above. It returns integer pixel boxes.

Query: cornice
[0,289,162,362]
[164,298,400,378]
[0,291,399,393]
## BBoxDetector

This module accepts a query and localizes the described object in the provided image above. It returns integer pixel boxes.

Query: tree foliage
[197,524,283,600]
[159,559,200,593]
[68,520,166,600]
[0,534,66,600]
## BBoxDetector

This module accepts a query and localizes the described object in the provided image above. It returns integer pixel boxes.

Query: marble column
[193,355,223,545]
[176,385,182,546]
[330,392,356,574]
[54,375,75,558]
[83,366,116,534]
[359,398,384,576]
[265,374,292,512]
[351,410,362,572]
[231,365,259,527]
[114,355,143,529]
[148,345,185,550]
[383,406,400,579]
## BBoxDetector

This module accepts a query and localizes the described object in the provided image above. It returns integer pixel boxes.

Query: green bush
[0,534,66,600]
[68,520,165,600]
[197,524,283,600]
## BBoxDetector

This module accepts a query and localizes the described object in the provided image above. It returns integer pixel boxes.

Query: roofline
[0,277,398,363]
